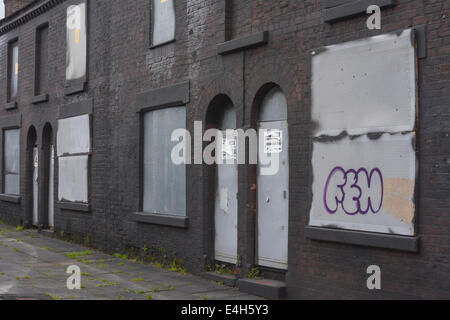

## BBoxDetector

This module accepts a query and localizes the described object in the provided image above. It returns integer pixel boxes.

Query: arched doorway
[256,86,289,270]
[205,95,238,264]
[41,123,54,229]
[26,126,38,227]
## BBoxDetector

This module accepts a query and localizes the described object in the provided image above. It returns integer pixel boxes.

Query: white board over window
[310,134,416,236]
[4,129,20,195]
[143,106,186,216]
[152,0,175,46]
[58,155,88,203]
[311,29,416,137]
[57,114,91,204]
[66,1,87,81]
[57,114,91,156]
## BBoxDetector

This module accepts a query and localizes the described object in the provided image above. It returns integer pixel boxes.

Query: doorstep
[238,278,286,300]
[39,229,55,239]
[202,272,238,287]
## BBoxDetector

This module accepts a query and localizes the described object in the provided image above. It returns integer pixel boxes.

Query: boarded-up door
[257,87,289,270]
[214,104,238,264]
[32,147,39,227]
[48,145,54,228]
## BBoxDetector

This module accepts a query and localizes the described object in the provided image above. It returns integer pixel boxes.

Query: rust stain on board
[383,178,415,224]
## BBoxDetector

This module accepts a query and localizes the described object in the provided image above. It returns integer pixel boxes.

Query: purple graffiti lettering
[323,167,383,215]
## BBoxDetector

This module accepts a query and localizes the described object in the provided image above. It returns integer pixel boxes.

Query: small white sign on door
[222,133,237,161]
[264,129,282,154]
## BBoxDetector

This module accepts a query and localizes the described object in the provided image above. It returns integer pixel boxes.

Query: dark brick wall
[4,0,34,17]
[0,0,449,299]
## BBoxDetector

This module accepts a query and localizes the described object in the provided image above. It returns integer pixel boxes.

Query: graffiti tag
[323,167,383,215]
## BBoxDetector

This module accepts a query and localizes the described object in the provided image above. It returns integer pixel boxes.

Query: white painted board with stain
[57,114,91,156]
[311,29,416,137]
[310,133,416,236]
[58,155,89,203]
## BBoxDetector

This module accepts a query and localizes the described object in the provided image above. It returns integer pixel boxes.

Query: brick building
[0,0,449,299]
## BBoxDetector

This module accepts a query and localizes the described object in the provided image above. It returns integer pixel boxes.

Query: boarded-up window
[152,0,175,46]
[57,114,90,203]
[4,129,20,195]
[309,29,417,236]
[35,24,49,96]
[143,107,186,216]
[66,1,87,81]
[7,40,19,102]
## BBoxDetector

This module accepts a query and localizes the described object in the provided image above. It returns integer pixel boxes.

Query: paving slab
[0,223,263,300]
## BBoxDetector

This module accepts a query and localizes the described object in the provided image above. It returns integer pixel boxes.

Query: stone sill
[132,212,189,229]
[58,201,90,213]
[5,101,17,110]
[0,194,21,204]
[305,226,420,253]
[31,94,49,104]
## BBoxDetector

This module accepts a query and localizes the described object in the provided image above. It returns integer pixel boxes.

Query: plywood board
[310,133,416,236]
[311,29,416,137]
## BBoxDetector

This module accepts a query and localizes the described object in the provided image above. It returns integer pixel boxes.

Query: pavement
[0,223,262,300]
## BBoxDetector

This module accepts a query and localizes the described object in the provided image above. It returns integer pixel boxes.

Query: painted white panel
[259,87,288,122]
[143,107,186,216]
[4,129,20,196]
[214,153,238,264]
[4,129,20,174]
[310,133,416,236]
[66,1,87,81]
[57,115,91,156]
[49,146,55,228]
[33,148,39,226]
[152,0,175,46]
[311,29,416,137]
[58,155,88,203]
[214,104,238,264]
[9,42,19,101]
[4,175,20,196]
[257,121,289,270]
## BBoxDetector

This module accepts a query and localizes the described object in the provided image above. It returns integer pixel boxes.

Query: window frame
[64,0,89,96]
[56,99,94,213]
[133,81,190,227]
[2,128,21,197]
[33,22,50,104]
[149,0,176,49]
[139,104,187,217]
[6,38,19,109]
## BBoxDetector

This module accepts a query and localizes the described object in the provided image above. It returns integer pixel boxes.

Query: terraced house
[0,0,449,299]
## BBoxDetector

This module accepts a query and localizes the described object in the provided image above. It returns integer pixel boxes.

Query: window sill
[31,94,49,104]
[149,39,176,50]
[0,194,21,204]
[64,81,86,96]
[132,212,189,228]
[58,201,90,213]
[5,101,17,110]
[305,226,420,253]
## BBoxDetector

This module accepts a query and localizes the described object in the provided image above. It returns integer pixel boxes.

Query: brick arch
[195,73,242,266]
[243,63,299,273]
[24,125,38,228]
[245,62,299,126]
[195,73,243,125]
